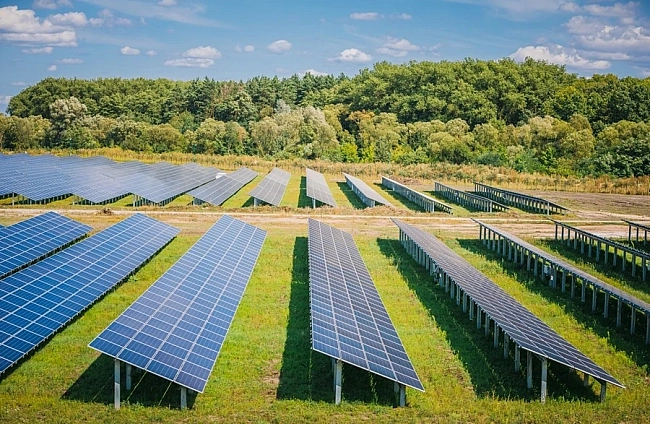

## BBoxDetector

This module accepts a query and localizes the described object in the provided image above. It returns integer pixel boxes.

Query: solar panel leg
[334,359,343,405]
[526,351,533,389]
[399,384,406,407]
[493,322,499,348]
[632,254,636,277]
[126,364,132,391]
[462,293,467,313]
[583,373,589,386]
[571,276,575,299]
[534,255,538,277]
[540,359,548,404]
[646,314,650,344]
[600,381,607,402]
[476,308,482,329]
[603,293,610,318]
[616,299,622,328]
[592,285,597,312]
[581,279,586,303]
[514,345,520,372]
[484,315,490,337]
[114,359,121,410]
[180,386,187,410]
[561,271,566,292]
[631,308,636,335]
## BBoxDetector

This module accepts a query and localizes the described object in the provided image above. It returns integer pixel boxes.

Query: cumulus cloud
[377,37,420,57]
[47,64,57,71]
[392,13,412,20]
[350,12,379,21]
[46,12,88,27]
[267,39,292,53]
[120,46,140,55]
[235,44,254,53]
[0,95,13,105]
[12,81,27,86]
[301,68,329,76]
[22,46,53,53]
[33,0,71,9]
[158,0,176,5]
[89,9,132,27]
[57,57,82,64]
[145,50,157,56]
[582,2,639,19]
[574,24,650,55]
[331,48,372,63]
[0,6,77,46]
[183,45,221,59]
[164,58,214,68]
[510,44,611,69]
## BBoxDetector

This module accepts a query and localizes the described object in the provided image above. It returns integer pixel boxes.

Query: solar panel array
[308,218,424,391]
[381,176,452,214]
[0,153,221,205]
[188,167,257,206]
[343,173,394,208]
[0,212,92,279]
[90,215,266,393]
[392,218,622,388]
[0,214,179,375]
[305,168,337,207]
[476,220,650,316]
[473,182,568,214]
[248,168,291,206]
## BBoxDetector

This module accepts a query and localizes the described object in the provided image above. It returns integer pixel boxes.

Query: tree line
[2,58,650,177]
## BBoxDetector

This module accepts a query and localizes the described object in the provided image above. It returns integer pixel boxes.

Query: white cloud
[47,64,57,71]
[57,57,82,64]
[235,44,254,53]
[12,82,27,86]
[558,2,581,13]
[510,44,611,69]
[46,12,88,27]
[565,15,605,35]
[33,0,72,9]
[158,0,176,5]
[22,46,54,54]
[164,58,214,68]
[350,12,379,21]
[392,13,412,20]
[377,47,408,57]
[377,37,420,57]
[183,45,221,59]
[88,8,132,26]
[0,95,13,105]
[582,2,639,19]
[301,68,329,76]
[267,39,292,53]
[331,48,372,63]
[145,49,157,56]
[120,45,140,55]
[574,24,650,55]
[0,6,77,46]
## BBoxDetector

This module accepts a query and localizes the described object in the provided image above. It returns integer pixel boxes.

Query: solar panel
[343,173,393,208]
[392,218,623,391]
[381,176,452,214]
[0,214,179,375]
[305,168,337,207]
[188,167,257,206]
[474,182,569,214]
[89,215,266,393]
[248,168,291,206]
[0,212,92,279]
[308,218,424,391]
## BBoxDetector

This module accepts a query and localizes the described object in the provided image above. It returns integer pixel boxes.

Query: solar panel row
[305,168,337,208]
[381,176,452,214]
[0,214,179,375]
[473,182,568,215]
[392,218,622,403]
[308,218,423,403]
[248,168,291,206]
[343,173,393,208]
[188,167,257,206]
[0,212,92,279]
[90,215,266,395]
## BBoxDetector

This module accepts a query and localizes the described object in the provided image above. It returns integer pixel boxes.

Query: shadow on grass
[63,355,197,409]
[297,176,312,209]
[276,237,398,406]
[241,196,255,208]
[458,238,650,374]
[373,182,425,213]
[378,237,600,402]
[336,182,366,210]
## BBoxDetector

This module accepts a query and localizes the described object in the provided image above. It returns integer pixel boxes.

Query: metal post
[541,357,548,404]
[114,359,121,410]
[334,359,343,405]
[631,308,636,335]
[503,334,509,359]
[604,293,610,318]
[600,382,607,402]
[485,314,490,336]
[493,322,499,348]
[399,384,406,407]
[526,351,533,389]
[126,364,132,391]
[180,386,187,410]
[514,345,520,372]
[616,298,622,328]
[592,285,597,312]
[583,373,589,387]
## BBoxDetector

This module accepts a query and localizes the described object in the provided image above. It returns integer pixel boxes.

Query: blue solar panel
[248,168,291,206]
[0,212,92,279]
[308,218,424,391]
[188,167,257,206]
[0,214,179,375]
[89,214,266,393]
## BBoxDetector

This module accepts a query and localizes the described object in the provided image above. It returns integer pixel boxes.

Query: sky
[1,0,650,110]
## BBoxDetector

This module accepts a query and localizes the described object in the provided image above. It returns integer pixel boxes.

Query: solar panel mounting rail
[392,218,623,403]
[89,214,266,410]
[308,218,423,407]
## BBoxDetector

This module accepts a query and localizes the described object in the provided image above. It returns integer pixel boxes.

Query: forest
[2,58,650,178]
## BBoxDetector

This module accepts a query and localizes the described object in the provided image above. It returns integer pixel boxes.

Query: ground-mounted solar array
[188,167,257,206]
[434,182,509,212]
[0,214,179,375]
[90,214,266,408]
[381,176,452,214]
[392,218,623,402]
[343,173,393,208]
[307,218,423,406]
[0,153,221,205]
[305,168,336,208]
[473,182,568,215]
[0,211,92,279]
[248,168,291,206]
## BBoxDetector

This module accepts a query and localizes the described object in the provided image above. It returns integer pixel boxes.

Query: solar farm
[1,153,650,423]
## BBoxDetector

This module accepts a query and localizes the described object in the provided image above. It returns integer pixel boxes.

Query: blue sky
[1,1,650,110]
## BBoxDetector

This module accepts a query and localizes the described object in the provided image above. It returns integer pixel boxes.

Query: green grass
[1,216,650,423]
